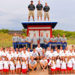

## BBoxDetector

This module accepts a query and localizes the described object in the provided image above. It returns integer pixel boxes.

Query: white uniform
[9,61,15,70]
[22,61,28,69]
[61,61,66,69]
[2,52,7,61]
[56,59,61,68]
[11,52,16,58]
[22,52,28,60]
[53,51,59,57]
[73,59,75,70]
[35,47,42,53]
[32,51,38,58]
[3,61,9,69]
[48,60,56,69]
[59,50,64,55]
[0,61,3,70]
[7,53,12,60]
[40,59,48,65]
[51,60,56,69]
[67,59,73,68]
[45,51,51,59]
[15,52,20,59]
[16,61,21,69]
[0,51,3,56]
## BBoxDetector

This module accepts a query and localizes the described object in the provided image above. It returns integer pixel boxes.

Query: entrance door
[40,30,50,38]
[29,30,39,38]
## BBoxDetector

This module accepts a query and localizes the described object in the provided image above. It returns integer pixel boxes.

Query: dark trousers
[40,43,45,48]
[13,42,18,49]
[45,44,49,49]
[51,45,55,50]
[33,44,37,49]
[28,43,31,49]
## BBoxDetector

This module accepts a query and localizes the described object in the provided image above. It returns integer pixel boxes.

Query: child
[16,57,21,74]
[61,57,67,74]
[56,56,61,73]
[0,57,3,74]
[73,56,75,74]
[22,58,28,74]
[9,58,15,74]
[3,58,9,74]
[49,57,56,74]
[67,56,73,74]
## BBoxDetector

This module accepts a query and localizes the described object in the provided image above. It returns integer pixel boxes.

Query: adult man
[50,35,57,50]
[40,57,48,71]
[56,34,62,42]
[29,56,37,71]
[32,48,39,60]
[35,44,42,54]
[12,33,19,49]
[56,34,62,49]
[26,33,32,48]
[32,33,39,49]
[36,1,43,21]
[61,34,67,43]
[61,34,67,49]
[43,3,50,21]
[40,33,45,48]
[28,1,35,21]
[44,33,50,49]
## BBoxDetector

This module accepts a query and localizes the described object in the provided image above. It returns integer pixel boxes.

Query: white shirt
[73,59,75,70]
[40,59,48,65]
[16,61,21,69]
[0,61,3,69]
[22,61,28,69]
[61,61,66,69]
[15,52,20,59]
[9,61,15,70]
[3,61,9,69]
[32,51,38,58]
[51,60,56,69]
[67,59,73,68]
[56,59,61,68]
[22,52,28,60]
[48,60,56,69]
[36,47,42,53]
[45,51,51,59]
[53,51,59,57]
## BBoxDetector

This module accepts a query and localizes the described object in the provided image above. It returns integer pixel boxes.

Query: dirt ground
[29,70,48,75]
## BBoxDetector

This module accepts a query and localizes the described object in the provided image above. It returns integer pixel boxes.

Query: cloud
[0,0,75,31]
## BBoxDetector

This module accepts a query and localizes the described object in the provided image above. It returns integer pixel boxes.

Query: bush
[0,29,9,33]
[53,30,75,38]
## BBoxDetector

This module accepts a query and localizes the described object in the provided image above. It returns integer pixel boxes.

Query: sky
[0,0,75,31]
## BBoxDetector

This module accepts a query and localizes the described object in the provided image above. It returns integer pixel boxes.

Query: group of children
[0,45,75,74]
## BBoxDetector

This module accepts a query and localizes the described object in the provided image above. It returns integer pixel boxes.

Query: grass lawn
[0,33,75,48]
[0,33,12,48]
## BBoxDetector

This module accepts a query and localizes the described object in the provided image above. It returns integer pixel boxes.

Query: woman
[3,58,9,74]
[0,57,3,74]
[22,58,28,74]
[9,58,15,74]
[15,57,21,74]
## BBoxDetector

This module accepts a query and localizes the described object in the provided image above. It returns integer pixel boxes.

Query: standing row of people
[28,0,50,21]
[12,33,67,49]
